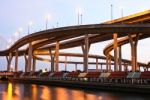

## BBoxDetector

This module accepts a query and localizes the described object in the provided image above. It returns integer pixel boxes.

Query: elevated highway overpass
[0,10,150,72]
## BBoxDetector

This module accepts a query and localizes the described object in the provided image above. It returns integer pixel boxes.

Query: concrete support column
[143,67,148,71]
[124,63,128,72]
[28,43,33,72]
[81,34,89,72]
[139,66,142,72]
[106,54,109,71]
[15,49,19,72]
[108,57,111,72]
[113,33,118,72]
[55,41,59,72]
[84,34,89,72]
[136,64,140,71]
[118,46,122,71]
[138,65,141,72]
[65,56,67,71]
[96,58,98,70]
[49,49,55,72]
[51,56,55,72]
[24,54,28,72]
[100,64,103,71]
[6,53,13,72]
[75,64,77,71]
[32,59,36,72]
[128,34,139,72]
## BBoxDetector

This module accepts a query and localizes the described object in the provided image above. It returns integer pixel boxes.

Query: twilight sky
[0,0,149,71]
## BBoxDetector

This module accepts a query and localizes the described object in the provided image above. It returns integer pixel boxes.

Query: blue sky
[0,0,150,71]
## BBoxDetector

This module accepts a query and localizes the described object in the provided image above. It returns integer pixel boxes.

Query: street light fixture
[120,6,124,23]
[45,14,51,29]
[8,39,12,45]
[80,14,82,25]
[6,44,10,49]
[57,22,59,28]
[12,32,19,43]
[111,4,113,21]
[28,21,33,35]
[75,7,83,25]
[78,11,79,25]
[18,27,23,39]
[6,39,11,49]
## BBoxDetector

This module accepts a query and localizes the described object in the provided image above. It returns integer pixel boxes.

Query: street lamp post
[45,14,50,30]
[80,14,82,25]
[8,39,12,47]
[121,8,123,18]
[111,4,113,21]
[76,7,83,25]
[18,27,23,39]
[121,7,124,24]
[78,12,79,25]
[14,32,19,42]
[57,22,59,28]
[28,21,33,35]
[6,44,10,49]
[46,17,48,29]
